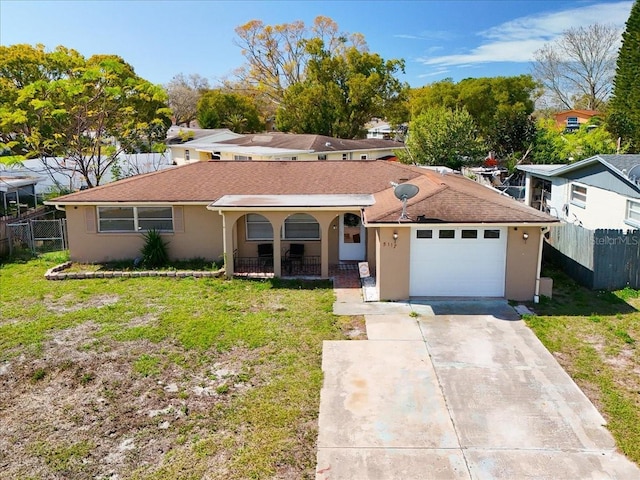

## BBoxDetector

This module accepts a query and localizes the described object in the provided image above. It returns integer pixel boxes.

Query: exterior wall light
[523,232,529,242]
[393,230,398,246]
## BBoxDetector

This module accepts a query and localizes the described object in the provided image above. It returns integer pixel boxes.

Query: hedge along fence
[45,262,225,281]
[545,222,640,290]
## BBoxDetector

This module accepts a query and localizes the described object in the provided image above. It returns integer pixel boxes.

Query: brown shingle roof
[49,161,423,203]
[365,169,555,224]
[49,161,557,224]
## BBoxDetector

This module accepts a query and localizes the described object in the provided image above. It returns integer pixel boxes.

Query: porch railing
[232,253,321,276]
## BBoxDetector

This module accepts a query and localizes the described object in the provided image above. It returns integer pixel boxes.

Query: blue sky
[0,1,633,87]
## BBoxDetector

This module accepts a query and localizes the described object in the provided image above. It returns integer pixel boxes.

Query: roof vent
[325,142,331,147]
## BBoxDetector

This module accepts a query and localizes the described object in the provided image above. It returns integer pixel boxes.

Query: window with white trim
[185,150,190,161]
[360,154,368,160]
[626,200,640,226]
[97,206,173,232]
[317,154,327,160]
[570,184,587,206]
[245,214,273,240]
[283,213,320,240]
[234,155,253,161]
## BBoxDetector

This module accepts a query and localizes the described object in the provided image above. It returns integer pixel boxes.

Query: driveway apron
[316,298,640,479]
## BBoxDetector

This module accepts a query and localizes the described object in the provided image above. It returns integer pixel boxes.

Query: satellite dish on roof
[391,182,419,221]
[628,164,640,184]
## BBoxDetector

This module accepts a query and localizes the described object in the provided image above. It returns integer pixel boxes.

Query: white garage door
[409,227,507,297]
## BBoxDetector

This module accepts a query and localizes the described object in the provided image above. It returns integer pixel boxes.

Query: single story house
[47,160,558,301]
[169,132,403,165]
[518,154,640,231]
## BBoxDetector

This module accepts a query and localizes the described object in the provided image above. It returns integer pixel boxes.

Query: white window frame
[97,206,174,233]
[360,154,368,160]
[185,150,190,161]
[245,214,273,241]
[625,200,640,227]
[283,213,320,240]
[570,184,587,208]
[234,155,253,161]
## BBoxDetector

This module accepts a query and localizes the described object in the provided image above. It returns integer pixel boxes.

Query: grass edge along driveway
[524,266,640,467]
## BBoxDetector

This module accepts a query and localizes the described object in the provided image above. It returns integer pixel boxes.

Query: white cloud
[420,1,632,67]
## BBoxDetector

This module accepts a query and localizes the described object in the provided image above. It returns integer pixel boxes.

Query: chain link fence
[7,219,67,255]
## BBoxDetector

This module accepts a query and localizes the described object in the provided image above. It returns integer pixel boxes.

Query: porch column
[221,212,235,277]
[271,218,284,277]
[317,215,335,278]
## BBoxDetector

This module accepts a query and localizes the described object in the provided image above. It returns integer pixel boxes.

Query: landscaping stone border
[45,262,225,280]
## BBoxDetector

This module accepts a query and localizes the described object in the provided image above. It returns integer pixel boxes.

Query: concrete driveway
[316,300,640,479]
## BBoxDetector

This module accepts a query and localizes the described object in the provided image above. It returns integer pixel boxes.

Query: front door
[339,213,366,261]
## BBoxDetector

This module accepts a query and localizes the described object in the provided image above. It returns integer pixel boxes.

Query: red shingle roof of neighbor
[49,161,557,224]
[218,132,403,152]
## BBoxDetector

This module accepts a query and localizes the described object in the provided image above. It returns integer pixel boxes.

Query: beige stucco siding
[376,227,411,301]
[505,227,541,301]
[65,205,222,263]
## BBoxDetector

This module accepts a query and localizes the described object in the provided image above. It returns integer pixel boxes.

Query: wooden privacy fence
[545,222,640,290]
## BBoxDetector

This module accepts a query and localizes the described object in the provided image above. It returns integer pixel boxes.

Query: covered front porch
[207,194,374,278]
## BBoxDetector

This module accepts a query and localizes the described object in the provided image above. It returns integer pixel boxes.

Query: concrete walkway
[316,292,640,479]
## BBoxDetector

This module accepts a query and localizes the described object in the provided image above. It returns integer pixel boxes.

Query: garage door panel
[410,227,506,297]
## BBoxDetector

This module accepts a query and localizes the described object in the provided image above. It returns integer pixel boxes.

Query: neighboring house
[47,161,557,301]
[518,155,640,231]
[169,132,403,165]
[0,172,42,217]
[553,109,600,132]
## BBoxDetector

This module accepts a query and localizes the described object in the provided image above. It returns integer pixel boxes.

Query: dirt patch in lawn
[0,319,263,479]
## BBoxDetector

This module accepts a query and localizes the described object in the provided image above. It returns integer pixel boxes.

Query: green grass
[0,251,351,479]
[525,265,640,465]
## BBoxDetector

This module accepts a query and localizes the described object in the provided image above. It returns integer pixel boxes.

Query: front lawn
[525,265,640,466]
[0,252,359,479]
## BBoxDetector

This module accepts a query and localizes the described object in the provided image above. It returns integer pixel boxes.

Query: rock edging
[45,262,225,280]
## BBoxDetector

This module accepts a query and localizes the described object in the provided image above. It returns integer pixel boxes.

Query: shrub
[140,229,169,268]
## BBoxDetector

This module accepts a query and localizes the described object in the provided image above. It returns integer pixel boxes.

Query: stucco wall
[65,205,222,263]
[376,227,411,301]
[505,226,541,301]
[171,147,402,165]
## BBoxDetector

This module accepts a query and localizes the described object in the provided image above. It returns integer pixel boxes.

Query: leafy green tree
[531,118,621,164]
[233,16,366,107]
[0,44,171,188]
[399,106,485,169]
[275,39,406,138]
[608,1,640,152]
[409,76,538,158]
[196,90,262,133]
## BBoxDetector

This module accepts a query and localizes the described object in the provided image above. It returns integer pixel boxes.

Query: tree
[165,73,209,127]
[531,118,621,164]
[399,106,485,169]
[608,1,640,152]
[275,39,406,138]
[0,44,171,188]
[233,16,367,107]
[196,90,262,133]
[409,75,538,158]
[533,24,620,110]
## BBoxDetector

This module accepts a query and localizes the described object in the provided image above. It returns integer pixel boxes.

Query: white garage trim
[409,226,507,297]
